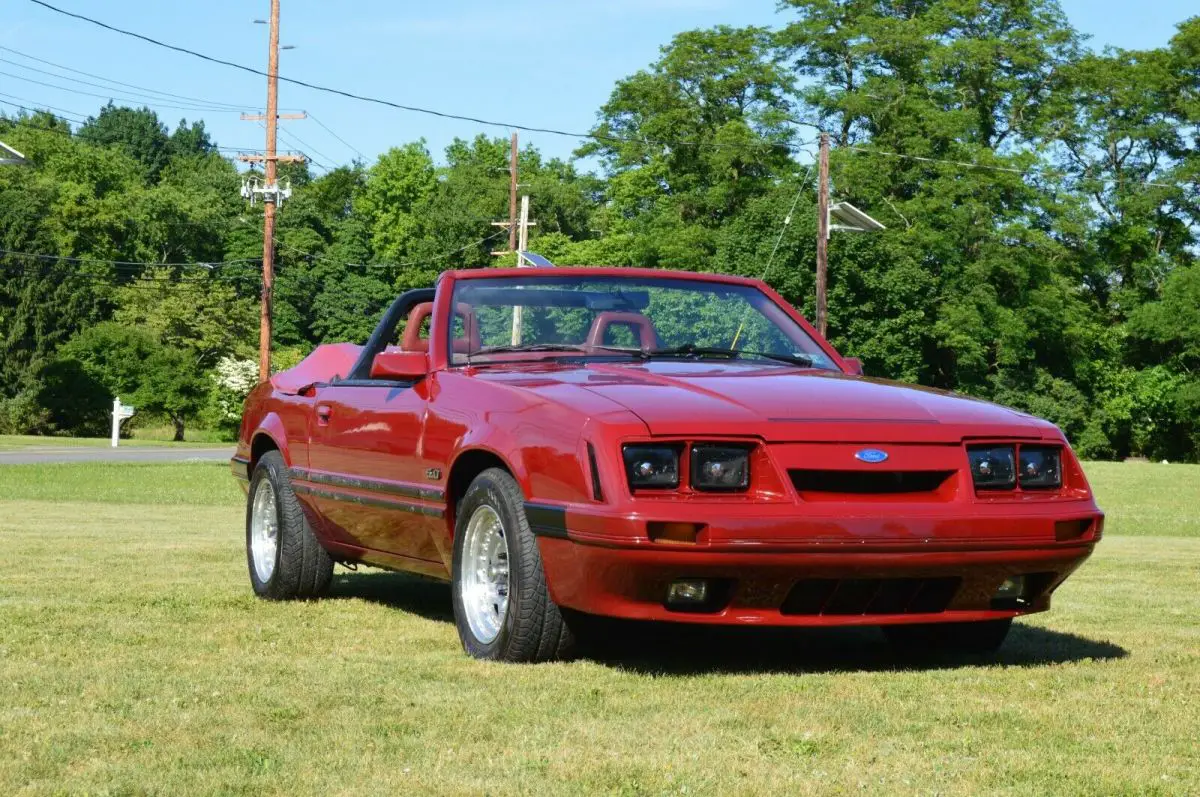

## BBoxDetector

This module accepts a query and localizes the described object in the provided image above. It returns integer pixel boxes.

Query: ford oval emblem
[855,448,889,464]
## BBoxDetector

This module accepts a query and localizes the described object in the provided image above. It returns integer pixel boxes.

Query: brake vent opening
[790,469,954,495]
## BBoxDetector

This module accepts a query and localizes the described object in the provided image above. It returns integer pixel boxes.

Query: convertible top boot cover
[271,343,363,395]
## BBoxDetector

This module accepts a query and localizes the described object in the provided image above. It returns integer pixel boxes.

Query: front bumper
[532,503,1101,626]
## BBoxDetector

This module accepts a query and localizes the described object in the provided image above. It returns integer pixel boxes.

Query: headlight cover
[1018,446,1062,489]
[967,445,1016,490]
[623,445,680,490]
[690,444,751,491]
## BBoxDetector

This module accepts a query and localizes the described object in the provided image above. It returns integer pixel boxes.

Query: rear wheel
[246,450,333,599]
[883,618,1012,655]
[451,468,575,662]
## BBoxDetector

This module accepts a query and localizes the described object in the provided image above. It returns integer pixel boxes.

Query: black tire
[246,450,334,600]
[451,468,575,662]
[882,618,1013,655]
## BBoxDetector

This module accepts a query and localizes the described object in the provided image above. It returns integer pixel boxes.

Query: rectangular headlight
[622,445,680,490]
[690,444,750,491]
[967,445,1016,490]
[1019,446,1062,489]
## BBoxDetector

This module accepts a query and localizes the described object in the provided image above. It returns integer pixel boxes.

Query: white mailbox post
[111,398,136,447]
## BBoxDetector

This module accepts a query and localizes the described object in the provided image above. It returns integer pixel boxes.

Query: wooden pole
[815,132,830,337]
[517,195,531,255]
[258,0,281,382]
[508,132,518,254]
[511,195,532,345]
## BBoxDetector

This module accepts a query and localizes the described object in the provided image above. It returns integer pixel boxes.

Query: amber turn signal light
[648,522,704,544]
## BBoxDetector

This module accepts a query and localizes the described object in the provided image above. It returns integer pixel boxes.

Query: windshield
[448,275,838,370]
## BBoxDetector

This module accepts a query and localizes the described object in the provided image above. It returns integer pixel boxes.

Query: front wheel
[246,450,333,599]
[882,618,1012,655]
[451,468,575,662]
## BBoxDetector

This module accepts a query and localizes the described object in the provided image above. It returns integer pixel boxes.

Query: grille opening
[781,577,961,616]
[790,469,953,495]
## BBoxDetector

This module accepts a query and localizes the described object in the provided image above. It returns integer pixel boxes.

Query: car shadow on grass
[581,621,1129,675]
[329,570,455,623]
[327,570,1127,675]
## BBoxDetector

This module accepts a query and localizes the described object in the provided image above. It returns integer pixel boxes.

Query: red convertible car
[231,267,1103,662]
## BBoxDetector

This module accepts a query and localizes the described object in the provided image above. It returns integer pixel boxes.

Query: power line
[0,91,87,121]
[0,55,254,113]
[0,103,271,153]
[307,112,365,161]
[0,247,258,269]
[0,69,247,114]
[0,47,356,167]
[759,169,813,284]
[843,145,1179,189]
[0,265,259,287]
[238,215,509,271]
[26,0,801,157]
[0,44,288,113]
[0,262,261,287]
[272,124,335,172]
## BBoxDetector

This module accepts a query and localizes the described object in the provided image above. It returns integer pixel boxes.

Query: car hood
[469,361,1058,444]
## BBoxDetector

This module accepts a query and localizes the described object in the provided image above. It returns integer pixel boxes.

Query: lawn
[0,433,229,450]
[0,461,1196,795]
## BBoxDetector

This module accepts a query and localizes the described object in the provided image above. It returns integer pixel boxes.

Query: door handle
[316,404,332,426]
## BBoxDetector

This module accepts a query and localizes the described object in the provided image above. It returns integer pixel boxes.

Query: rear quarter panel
[235,383,315,473]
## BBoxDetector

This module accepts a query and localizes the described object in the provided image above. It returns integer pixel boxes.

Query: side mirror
[842,356,864,376]
[370,351,429,380]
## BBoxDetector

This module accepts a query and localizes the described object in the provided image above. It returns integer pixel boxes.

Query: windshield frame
[438,269,849,373]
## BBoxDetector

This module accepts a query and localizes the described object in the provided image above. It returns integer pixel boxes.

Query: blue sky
[2,0,1195,172]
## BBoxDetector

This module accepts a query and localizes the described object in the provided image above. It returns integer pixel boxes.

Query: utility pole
[510,195,534,344]
[491,132,522,257]
[508,133,519,253]
[237,0,305,382]
[815,131,830,338]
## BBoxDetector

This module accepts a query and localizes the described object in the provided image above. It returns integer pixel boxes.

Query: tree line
[1,0,1198,459]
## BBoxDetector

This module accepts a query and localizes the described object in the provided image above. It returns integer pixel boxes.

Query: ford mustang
[231,267,1103,662]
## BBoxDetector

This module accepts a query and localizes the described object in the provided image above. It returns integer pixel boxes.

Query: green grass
[128,425,231,444]
[0,462,240,504]
[0,433,230,450]
[1081,461,1200,537]
[0,461,1196,795]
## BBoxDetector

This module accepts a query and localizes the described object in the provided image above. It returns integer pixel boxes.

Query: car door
[302,374,445,566]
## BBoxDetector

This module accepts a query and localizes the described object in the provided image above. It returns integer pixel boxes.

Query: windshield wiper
[474,343,590,355]
[474,343,654,359]
[644,344,814,367]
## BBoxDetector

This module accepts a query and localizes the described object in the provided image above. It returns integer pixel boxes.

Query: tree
[134,345,209,441]
[44,322,159,436]
[1125,265,1200,457]
[168,118,215,158]
[581,25,797,269]
[0,117,145,400]
[51,321,208,441]
[78,104,171,182]
[774,0,1105,441]
[354,142,437,267]
[112,270,257,368]
[777,0,1080,150]
[1047,46,1197,313]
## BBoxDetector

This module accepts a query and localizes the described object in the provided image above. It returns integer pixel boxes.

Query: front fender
[454,431,538,498]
